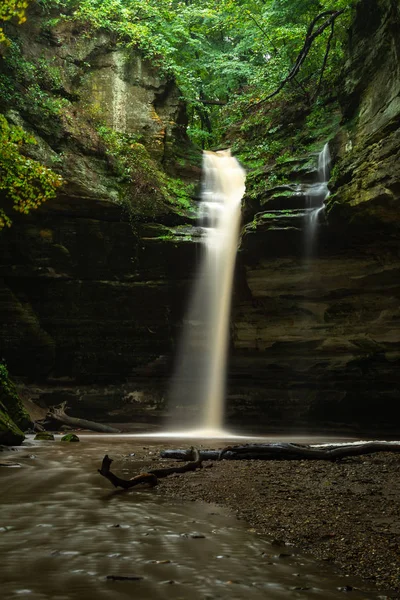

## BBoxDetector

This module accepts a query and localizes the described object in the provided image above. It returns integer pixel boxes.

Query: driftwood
[48,401,120,434]
[161,442,400,462]
[98,448,204,490]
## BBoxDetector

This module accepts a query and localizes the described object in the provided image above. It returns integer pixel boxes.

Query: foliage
[0,40,69,133]
[0,115,63,230]
[0,0,357,221]
[0,361,30,431]
[97,126,194,218]
[0,0,29,46]
[37,0,355,148]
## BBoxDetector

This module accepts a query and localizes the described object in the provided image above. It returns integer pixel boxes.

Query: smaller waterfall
[304,143,331,258]
[168,150,246,435]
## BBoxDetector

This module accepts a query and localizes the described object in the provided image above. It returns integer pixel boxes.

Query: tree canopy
[38,0,353,145]
[0,0,355,228]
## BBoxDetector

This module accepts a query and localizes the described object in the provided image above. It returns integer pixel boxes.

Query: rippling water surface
[0,436,378,600]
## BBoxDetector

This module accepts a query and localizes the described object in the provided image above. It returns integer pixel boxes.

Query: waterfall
[304,143,331,257]
[168,150,246,435]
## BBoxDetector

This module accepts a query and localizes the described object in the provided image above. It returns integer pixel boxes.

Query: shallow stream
[0,436,380,599]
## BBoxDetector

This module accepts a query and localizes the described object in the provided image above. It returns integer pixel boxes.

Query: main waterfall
[168,150,246,435]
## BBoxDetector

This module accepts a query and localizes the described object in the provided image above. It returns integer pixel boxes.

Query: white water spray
[304,143,331,257]
[168,150,246,435]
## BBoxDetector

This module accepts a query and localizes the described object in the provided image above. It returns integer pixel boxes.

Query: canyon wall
[0,0,399,433]
[230,0,400,433]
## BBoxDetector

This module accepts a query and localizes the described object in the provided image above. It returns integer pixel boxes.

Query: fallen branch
[161,442,400,462]
[98,455,158,489]
[48,401,120,433]
[98,448,204,490]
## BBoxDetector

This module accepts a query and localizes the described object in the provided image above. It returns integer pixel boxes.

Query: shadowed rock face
[0,0,399,434]
[230,0,400,434]
[328,0,400,230]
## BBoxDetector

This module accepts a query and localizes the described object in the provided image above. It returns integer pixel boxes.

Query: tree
[0,115,63,230]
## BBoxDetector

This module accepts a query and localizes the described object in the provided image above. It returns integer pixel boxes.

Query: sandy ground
[119,442,400,597]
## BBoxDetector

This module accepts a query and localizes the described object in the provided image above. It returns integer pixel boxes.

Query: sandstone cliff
[232,0,400,433]
[0,0,399,434]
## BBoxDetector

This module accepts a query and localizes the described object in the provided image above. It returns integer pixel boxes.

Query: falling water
[168,150,246,435]
[304,143,331,257]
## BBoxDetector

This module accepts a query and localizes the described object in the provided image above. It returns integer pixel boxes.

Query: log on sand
[48,401,120,434]
[160,442,400,462]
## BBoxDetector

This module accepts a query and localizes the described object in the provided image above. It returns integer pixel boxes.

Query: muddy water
[0,436,378,600]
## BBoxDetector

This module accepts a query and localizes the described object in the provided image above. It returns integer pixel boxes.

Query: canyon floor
[118,441,400,598]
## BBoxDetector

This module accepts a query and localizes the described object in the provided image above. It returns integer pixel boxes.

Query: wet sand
[118,440,400,597]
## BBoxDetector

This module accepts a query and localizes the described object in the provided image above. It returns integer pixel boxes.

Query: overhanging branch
[250,9,345,108]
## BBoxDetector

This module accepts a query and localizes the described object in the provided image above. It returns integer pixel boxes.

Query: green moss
[0,41,70,138]
[96,127,195,222]
[34,432,55,441]
[0,403,25,446]
[61,433,80,442]
[0,363,31,431]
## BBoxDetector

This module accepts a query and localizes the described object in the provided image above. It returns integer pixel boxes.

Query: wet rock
[34,432,55,441]
[338,585,353,592]
[61,433,80,442]
[106,575,143,581]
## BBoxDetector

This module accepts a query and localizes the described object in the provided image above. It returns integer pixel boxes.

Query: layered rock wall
[0,0,399,433]
[230,0,400,433]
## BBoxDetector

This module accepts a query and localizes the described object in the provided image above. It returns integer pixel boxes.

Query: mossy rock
[61,433,80,442]
[0,364,32,431]
[0,404,25,446]
[34,432,55,441]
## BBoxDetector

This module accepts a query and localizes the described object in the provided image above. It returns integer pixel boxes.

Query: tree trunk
[47,402,120,434]
[160,442,400,462]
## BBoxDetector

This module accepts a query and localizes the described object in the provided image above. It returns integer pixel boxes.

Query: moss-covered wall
[0,364,29,445]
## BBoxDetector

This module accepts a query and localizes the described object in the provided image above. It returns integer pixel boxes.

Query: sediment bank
[126,443,400,597]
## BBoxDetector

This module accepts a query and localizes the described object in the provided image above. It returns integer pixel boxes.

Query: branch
[98,448,204,490]
[48,401,120,434]
[312,20,335,101]
[245,11,279,55]
[98,455,158,489]
[250,9,345,108]
[198,99,227,106]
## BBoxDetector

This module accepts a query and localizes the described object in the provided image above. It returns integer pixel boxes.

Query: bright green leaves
[0,115,64,230]
[0,1,29,46]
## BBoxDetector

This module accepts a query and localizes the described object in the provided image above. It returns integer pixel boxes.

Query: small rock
[292,586,312,591]
[106,575,143,581]
[34,432,55,441]
[338,585,353,592]
[155,560,171,564]
[61,433,80,442]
